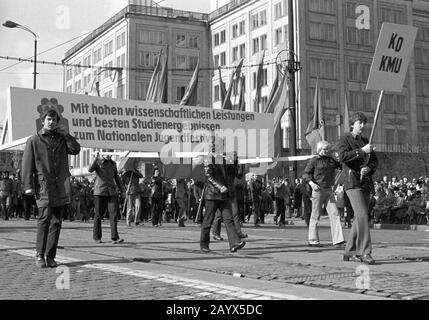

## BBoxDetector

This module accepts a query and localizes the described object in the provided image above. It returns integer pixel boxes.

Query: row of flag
[130,45,350,179]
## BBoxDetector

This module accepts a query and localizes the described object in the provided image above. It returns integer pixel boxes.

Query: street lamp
[2,20,37,89]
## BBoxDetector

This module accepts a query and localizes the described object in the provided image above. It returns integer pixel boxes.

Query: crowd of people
[2,168,428,228]
[3,109,429,268]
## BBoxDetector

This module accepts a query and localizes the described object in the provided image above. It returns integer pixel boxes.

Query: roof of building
[64,4,209,60]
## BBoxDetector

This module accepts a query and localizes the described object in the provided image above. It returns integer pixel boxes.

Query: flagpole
[369,90,384,144]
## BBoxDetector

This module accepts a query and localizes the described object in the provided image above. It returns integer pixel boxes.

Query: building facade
[209,0,429,153]
[63,4,211,176]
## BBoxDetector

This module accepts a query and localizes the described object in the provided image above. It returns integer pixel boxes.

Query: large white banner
[5,87,274,158]
[366,23,418,92]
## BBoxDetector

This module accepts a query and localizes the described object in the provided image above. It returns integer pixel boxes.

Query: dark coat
[121,170,143,195]
[338,132,378,191]
[22,129,81,207]
[203,154,229,201]
[88,157,124,196]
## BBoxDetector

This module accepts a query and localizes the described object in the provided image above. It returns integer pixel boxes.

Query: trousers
[93,195,120,241]
[212,197,243,236]
[344,188,372,256]
[36,205,64,259]
[308,188,344,244]
[200,200,240,249]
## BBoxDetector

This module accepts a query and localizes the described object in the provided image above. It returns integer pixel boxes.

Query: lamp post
[2,20,37,89]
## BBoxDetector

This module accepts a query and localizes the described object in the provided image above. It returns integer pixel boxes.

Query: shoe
[343,254,362,262]
[308,241,321,247]
[35,256,46,268]
[361,254,375,265]
[112,238,124,244]
[239,233,248,239]
[230,241,246,253]
[94,239,102,243]
[213,235,224,241]
[200,247,211,253]
[333,241,346,248]
[46,258,58,268]
[135,222,140,226]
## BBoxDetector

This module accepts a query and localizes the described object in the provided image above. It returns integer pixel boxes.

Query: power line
[0,30,94,73]
[0,54,287,73]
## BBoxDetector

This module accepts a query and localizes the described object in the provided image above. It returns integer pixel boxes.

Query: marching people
[22,108,81,268]
[120,168,143,227]
[200,137,246,253]
[88,150,125,244]
[249,173,263,227]
[338,112,378,265]
[150,167,164,227]
[303,140,345,247]
[175,178,188,227]
[0,171,13,220]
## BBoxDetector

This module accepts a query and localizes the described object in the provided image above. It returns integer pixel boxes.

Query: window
[310,58,336,79]
[309,0,335,14]
[189,56,198,70]
[260,34,267,50]
[74,80,81,92]
[104,61,113,79]
[380,7,405,24]
[239,43,246,59]
[275,27,284,45]
[415,47,429,64]
[117,84,124,99]
[274,2,283,20]
[416,78,429,97]
[251,10,267,30]
[214,54,220,68]
[116,32,126,49]
[232,46,239,62]
[66,68,73,81]
[346,27,372,46]
[176,33,186,47]
[239,21,245,35]
[83,55,91,68]
[104,40,113,56]
[232,24,239,38]
[417,104,429,122]
[213,33,220,46]
[321,88,337,110]
[176,86,186,101]
[139,30,166,44]
[220,30,226,44]
[176,55,187,69]
[214,85,220,102]
[345,2,356,18]
[116,53,125,68]
[383,94,406,113]
[417,26,429,42]
[93,47,102,64]
[83,74,91,88]
[252,69,268,89]
[348,62,371,82]
[220,52,226,66]
[252,37,260,54]
[188,35,199,48]
[66,85,72,93]
[74,63,81,76]
[104,90,112,98]
[309,22,336,41]
[137,82,149,100]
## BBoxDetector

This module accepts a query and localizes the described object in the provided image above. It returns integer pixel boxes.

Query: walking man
[303,140,345,247]
[200,137,246,253]
[88,150,125,244]
[22,108,81,268]
[338,112,378,264]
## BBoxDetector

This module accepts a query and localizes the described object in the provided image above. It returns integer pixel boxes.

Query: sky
[0,0,211,126]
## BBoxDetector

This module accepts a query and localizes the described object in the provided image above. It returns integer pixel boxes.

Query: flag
[305,78,325,154]
[146,46,168,103]
[222,58,244,110]
[180,57,200,106]
[237,75,246,111]
[254,50,265,111]
[344,93,350,133]
[265,68,279,113]
[218,67,227,105]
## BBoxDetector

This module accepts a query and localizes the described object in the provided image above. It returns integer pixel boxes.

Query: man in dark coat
[88,150,125,244]
[22,109,81,268]
[200,137,245,253]
[338,112,378,265]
